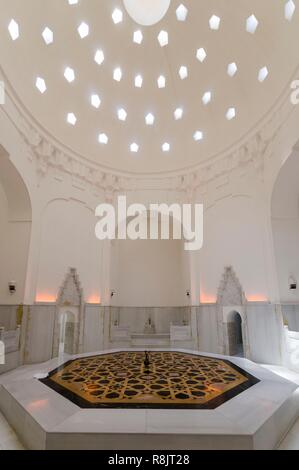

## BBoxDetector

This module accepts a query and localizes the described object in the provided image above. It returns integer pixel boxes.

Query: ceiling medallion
[123,0,171,26]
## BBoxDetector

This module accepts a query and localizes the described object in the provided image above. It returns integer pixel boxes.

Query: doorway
[58,310,76,355]
[226,311,244,357]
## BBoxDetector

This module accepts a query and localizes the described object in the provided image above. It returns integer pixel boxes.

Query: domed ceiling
[0,0,298,175]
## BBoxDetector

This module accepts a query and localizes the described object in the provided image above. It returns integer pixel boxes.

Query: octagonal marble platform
[0,349,299,450]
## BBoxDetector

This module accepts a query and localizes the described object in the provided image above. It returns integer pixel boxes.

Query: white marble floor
[0,412,24,450]
[261,364,299,450]
[0,361,298,451]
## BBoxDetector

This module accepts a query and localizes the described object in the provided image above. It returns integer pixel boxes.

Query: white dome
[123,0,171,26]
[0,0,298,175]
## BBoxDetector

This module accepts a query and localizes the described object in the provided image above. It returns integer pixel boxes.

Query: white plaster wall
[0,184,31,304]
[36,199,103,303]
[197,195,269,303]
[271,150,299,303]
[110,237,188,307]
[272,218,299,302]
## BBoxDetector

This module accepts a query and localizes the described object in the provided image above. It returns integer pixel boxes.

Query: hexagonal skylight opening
[226,107,236,120]
[202,91,212,105]
[98,133,108,144]
[64,67,75,83]
[227,62,238,77]
[112,8,123,24]
[258,66,269,82]
[145,113,155,126]
[246,14,259,34]
[179,66,188,80]
[285,0,296,21]
[158,30,168,47]
[209,15,221,30]
[113,67,122,82]
[133,30,143,44]
[94,49,105,66]
[176,4,188,21]
[135,74,143,88]
[118,108,127,121]
[91,94,101,109]
[130,143,139,153]
[162,142,170,152]
[42,27,53,45]
[36,77,47,94]
[78,22,89,38]
[193,130,203,142]
[196,48,207,63]
[174,108,183,120]
[67,113,77,126]
[8,19,19,40]
[157,75,166,88]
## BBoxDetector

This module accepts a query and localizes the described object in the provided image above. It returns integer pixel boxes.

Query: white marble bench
[0,326,20,373]
[111,326,131,342]
[170,324,192,341]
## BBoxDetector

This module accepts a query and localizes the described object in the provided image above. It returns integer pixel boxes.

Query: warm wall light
[200,293,217,304]
[35,293,56,303]
[87,295,101,304]
[246,295,268,302]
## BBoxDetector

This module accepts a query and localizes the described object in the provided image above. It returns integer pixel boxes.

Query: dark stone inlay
[40,351,260,410]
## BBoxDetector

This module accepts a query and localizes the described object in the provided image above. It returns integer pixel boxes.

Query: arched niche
[217,267,249,357]
[0,146,32,304]
[58,309,77,355]
[223,310,244,357]
[109,210,190,308]
[52,268,84,357]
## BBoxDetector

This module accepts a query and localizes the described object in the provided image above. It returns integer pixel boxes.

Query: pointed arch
[57,268,84,307]
[217,266,246,306]
[52,268,85,357]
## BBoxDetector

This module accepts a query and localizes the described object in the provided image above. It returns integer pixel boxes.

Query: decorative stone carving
[216,267,250,359]
[52,268,85,358]
[57,268,83,307]
[217,266,246,306]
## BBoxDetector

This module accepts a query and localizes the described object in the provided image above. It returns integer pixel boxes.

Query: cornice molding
[0,65,297,192]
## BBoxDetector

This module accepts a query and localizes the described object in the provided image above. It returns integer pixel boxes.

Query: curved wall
[0,149,32,304]
[272,150,299,303]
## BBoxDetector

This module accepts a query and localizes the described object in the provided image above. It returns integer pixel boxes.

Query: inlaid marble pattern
[40,351,259,409]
